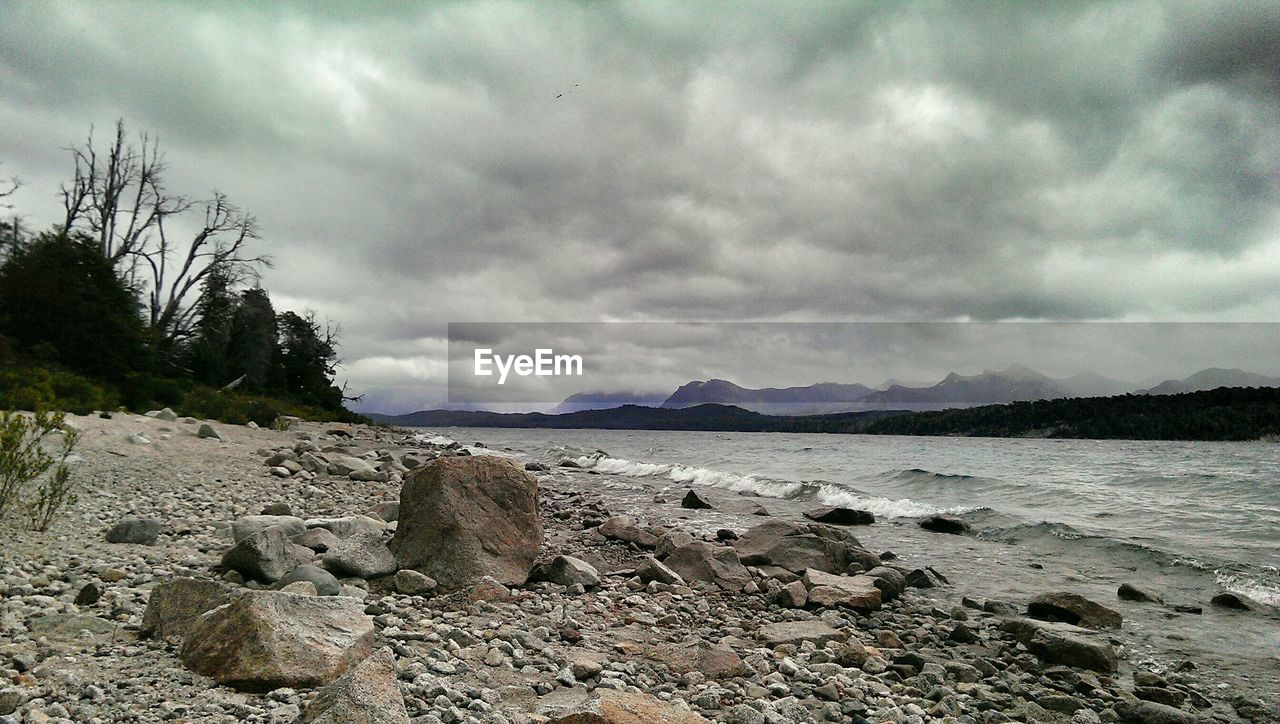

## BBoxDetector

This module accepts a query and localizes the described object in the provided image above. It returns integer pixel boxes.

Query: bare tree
[59,120,269,346]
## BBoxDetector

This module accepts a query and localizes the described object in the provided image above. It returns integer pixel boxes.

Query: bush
[0,409,79,530]
[178,386,366,427]
[0,366,118,415]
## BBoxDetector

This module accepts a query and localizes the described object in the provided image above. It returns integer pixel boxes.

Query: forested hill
[375,386,1280,441]
[859,386,1280,441]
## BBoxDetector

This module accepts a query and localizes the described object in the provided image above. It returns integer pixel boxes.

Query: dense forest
[373,386,1280,441]
[0,121,359,424]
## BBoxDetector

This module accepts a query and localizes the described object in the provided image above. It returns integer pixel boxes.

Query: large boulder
[662,542,751,592]
[1028,592,1123,630]
[389,456,541,589]
[801,569,882,612]
[221,527,297,583]
[141,578,235,640]
[1000,618,1117,673]
[231,515,307,543]
[298,648,408,723]
[323,529,397,579]
[180,591,375,691]
[530,555,600,589]
[733,520,879,574]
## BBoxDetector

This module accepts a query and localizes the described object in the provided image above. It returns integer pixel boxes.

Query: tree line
[0,121,358,423]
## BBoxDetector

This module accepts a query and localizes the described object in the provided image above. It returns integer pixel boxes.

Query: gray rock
[368,501,399,522]
[181,590,375,692]
[733,519,879,574]
[634,556,685,586]
[865,566,906,601]
[803,507,875,525]
[231,515,307,543]
[801,569,882,611]
[598,516,659,548]
[656,530,696,559]
[105,517,163,545]
[277,565,341,596]
[1001,618,1117,673]
[756,620,844,647]
[1029,591,1123,630]
[1118,582,1164,604]
[1210,591,1274,613]
[681,490,714,509]
[389,456,542,589]
[530,555,601,589]
[393,569,437,595]
[293,527,342,552]
[141,578,235,640]
[322,529,397,579]
[663,541,751,591]
[1113,699,1200,724]
[298,648,408,723]
[196,423,227,442]
[919,515,969,534]
[304,515,386,539]
[222,526,297,583]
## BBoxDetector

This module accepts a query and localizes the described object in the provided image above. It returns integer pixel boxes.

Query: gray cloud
[2,1,1278,412]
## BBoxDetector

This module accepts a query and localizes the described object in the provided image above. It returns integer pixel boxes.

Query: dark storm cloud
[2,1,1278,412]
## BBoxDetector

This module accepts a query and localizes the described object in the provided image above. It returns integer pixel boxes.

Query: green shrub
[0,409,79,530]
[0,366,117,415]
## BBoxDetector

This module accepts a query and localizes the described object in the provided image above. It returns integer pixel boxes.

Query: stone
[570,658,604,680]
[222,526,297,583]
[196,423,227,442]
[393,569,437,595]
[634,556,685,586]
[149,407,178,422]
[1113,700,1200,724]
[773,580,808,608]
[469,577,512,602]
[280,581,318,595]
[803,507,875,525]
[1000,618,1117,673]
[277,565,341,596]
[1117,583,1164,604]
[538,689,710,723]
[73,582,102,606]
[666,646,748,679]
[389,456,542,588]
[1210,591,1274,613]
[105,517,163,545]
[530,555,601,589]
[293,527,342,553]
[180,590,375,692]
[865,566,906,602]
[261,502,294,516]
[756,620,844,647]
[904,568,946,589]
[231,515,307,543]
[141,578,235,640]
[662,542,751,592]
[733,520,880,574]
[918,515,969,534]
[1028,592,1123,630]
[323,529,397,579]
[681,490,714,509]
[305,515,385,539]
[656,530,696,559]
[801,569,882,611]
[368,501,399,522]
[298,648,408,723]
[599,516,659,548]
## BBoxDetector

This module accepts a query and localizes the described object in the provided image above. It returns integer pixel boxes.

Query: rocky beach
[1,413,1276,723]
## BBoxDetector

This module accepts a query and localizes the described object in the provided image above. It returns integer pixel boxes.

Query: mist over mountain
[1140,368,1280,395]
[553,391,670,414]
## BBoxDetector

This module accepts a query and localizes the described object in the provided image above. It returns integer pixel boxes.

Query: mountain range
[554,366,1279,414]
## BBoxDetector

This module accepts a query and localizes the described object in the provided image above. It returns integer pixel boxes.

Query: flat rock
[803,507,875,525]
[1029,592,1123,630]
[181,591,375,692]
[734,520,879,574]
[305,515,386,539]
[298,647,408,723]
[1118,583,1164,604]
[538,689,710,724]
[141,578,235,640]
[756,620,844,647]
[662,541,751,592]
[1114,699,1200,724]
[1000,618,1117,673]
[231,515,307,543]
[634,556,684,586]
[105,517,163,545]
[599,516,659,549]
[801,569,882,611]
[389,456,542,589]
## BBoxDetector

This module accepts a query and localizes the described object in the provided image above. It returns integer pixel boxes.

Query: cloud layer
[3,1,1278,411]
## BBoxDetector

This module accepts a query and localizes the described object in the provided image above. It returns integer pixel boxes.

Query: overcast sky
[3,1,1278,412]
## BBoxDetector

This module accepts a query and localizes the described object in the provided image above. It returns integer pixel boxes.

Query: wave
[572,455,980,518]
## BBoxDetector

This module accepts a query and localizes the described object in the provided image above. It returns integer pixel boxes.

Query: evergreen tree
[275,311,340,407]
[227,288,277,391]
[186,265,238,386]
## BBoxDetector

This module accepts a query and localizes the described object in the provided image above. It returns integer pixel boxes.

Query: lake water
[424,427,1280,693]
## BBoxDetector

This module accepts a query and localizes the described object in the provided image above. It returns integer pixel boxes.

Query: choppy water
[424,427,1280,688]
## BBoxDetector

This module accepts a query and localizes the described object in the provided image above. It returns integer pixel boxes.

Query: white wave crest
[812,484,966,518]
[1215,572,1280,607]
[575,455,804,497]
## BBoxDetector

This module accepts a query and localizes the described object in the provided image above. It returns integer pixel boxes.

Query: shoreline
[0,412,1274,722]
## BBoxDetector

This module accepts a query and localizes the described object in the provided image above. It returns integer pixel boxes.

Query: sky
[2,1,1278,412]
